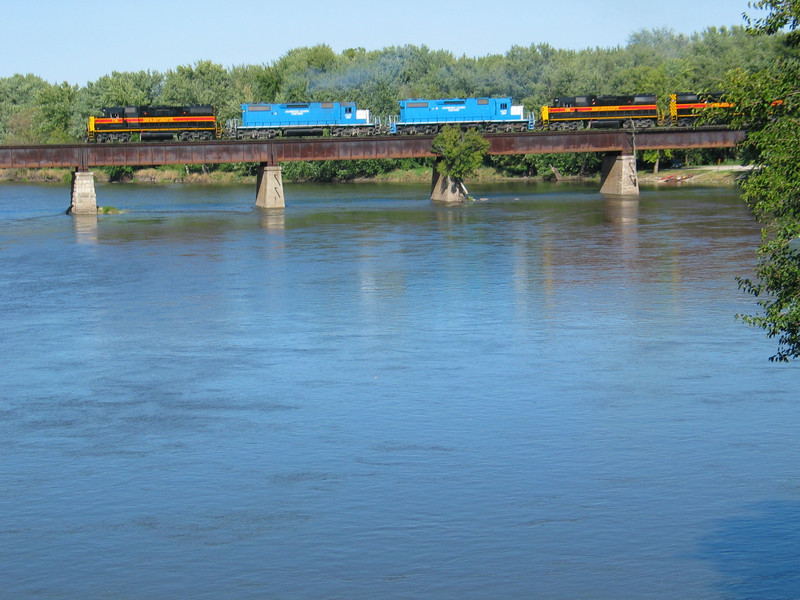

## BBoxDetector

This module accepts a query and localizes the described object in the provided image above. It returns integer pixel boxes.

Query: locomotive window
[477,99,489,105]
[287,103,309,108]
[407,102,428,108]
[500,103,508,109]
[345,107,352,113]
[321,102,334,109]
[249,105,272,111]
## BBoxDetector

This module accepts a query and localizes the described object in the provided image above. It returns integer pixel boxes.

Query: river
[1,180,798,599]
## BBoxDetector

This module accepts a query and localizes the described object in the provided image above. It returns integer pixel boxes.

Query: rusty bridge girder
[0,129,746,170]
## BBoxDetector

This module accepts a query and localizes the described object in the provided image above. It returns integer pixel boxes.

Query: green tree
[37,81,78,142]
[161,61,230,105]
[725,0,800,361]
[431,126,490,180]
[82,70,163,108]
[0,74,50,143]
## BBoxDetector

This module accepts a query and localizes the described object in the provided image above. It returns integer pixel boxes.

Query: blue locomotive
[229,101,380,139]
[391,97,534,134]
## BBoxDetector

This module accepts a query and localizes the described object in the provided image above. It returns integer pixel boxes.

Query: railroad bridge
[0,128,745,214]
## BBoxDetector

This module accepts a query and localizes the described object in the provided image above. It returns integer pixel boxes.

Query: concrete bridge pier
[430,164,469,203]
[255,164,285,208]
[68,170,98,215]
[599,152,639,196]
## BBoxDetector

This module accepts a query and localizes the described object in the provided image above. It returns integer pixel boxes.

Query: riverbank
[0,164,751,186]
[639,164,753,186]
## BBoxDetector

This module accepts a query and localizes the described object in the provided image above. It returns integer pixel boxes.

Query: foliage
[0,74,50,143]
[745,0,800,43]
[104,165,135,182]
[431,126,490,180]
[281,158,428,182]
[723,0,800,361]
[37,81,78,142]
[161,61,231,106]
[489,152,602,178]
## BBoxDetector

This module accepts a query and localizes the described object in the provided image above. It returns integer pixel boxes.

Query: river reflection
[1,181,798,600]
[73,213,98,244]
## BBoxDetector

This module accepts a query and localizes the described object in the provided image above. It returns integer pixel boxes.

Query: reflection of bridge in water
[0,128,745,214]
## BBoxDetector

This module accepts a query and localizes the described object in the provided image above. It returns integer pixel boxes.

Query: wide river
[1,180,798,599]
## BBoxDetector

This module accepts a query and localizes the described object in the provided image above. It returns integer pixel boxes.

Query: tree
[82,70,162,108]
[431,126,490,180]
[726,0,800,361]
[0,74,50,143]
[745,0,800,41]
[37,81,78,142]
[161,61,230,105]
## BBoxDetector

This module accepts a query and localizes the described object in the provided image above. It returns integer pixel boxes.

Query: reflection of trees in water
[699,501,800,599]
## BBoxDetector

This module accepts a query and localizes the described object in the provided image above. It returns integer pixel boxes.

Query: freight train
[85,93,729,142]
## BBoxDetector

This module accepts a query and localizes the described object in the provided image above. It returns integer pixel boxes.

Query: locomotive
[229,101,380,139]
[86,105,220,143]
[391,97,534,134]
[539,93,730,130]
[85,92,729,142]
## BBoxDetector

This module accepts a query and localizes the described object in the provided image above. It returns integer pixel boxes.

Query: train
[540,93,731,130]
[85,93,729,142]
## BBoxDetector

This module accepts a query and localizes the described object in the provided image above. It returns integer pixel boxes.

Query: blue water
[1,180,798,599]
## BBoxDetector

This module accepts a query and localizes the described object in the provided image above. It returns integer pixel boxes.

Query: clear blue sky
[1,0,765,85]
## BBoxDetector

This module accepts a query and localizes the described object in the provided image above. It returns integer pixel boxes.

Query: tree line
[0,25,784,179]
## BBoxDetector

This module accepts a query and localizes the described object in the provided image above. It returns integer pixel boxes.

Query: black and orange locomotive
[540,93,731,130]
[86,105,221,143]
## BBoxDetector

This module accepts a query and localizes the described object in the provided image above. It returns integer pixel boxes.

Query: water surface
[1,180,798,599]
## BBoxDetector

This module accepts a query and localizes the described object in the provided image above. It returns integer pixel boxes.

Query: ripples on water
[1,181,799,599]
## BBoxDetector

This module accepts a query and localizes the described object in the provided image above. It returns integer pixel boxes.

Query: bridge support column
[68,170,97,215]
[430,166,469,203]
[255,164,285,208]
[599,152,639,196]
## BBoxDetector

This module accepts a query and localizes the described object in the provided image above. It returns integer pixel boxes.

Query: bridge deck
[0,129,745,170]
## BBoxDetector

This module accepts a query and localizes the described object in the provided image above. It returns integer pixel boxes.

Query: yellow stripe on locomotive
[539,92,732,130]
[87,105,219,143]
[669,93,732,126]
[541,95,659,130]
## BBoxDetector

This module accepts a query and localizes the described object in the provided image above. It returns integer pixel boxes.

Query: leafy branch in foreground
[727,0,800,361]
